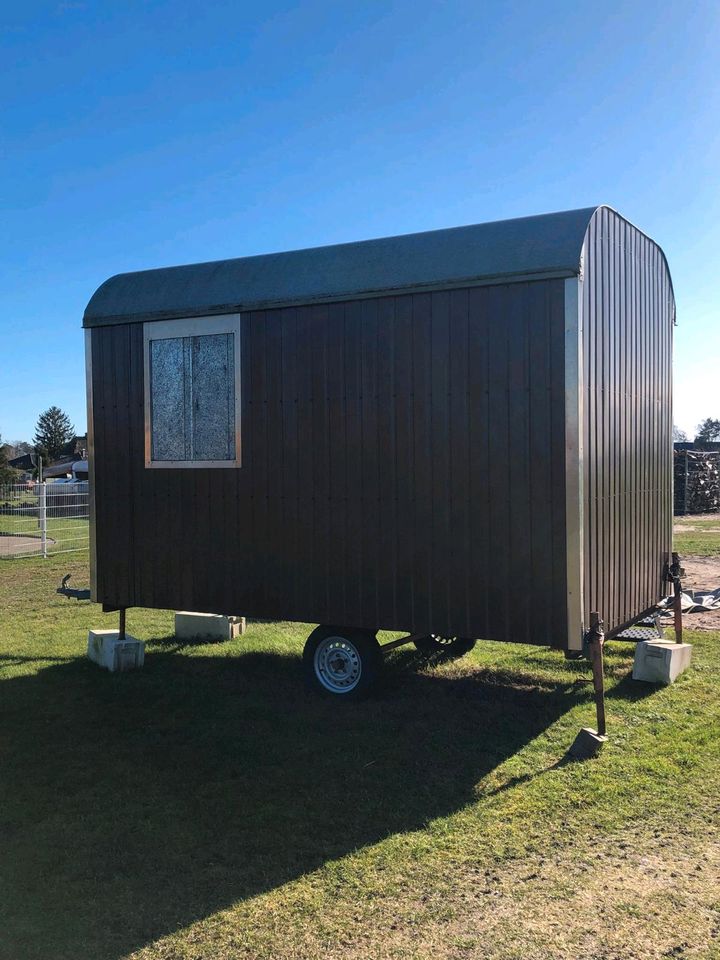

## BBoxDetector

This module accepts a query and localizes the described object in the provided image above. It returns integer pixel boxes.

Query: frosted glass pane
[150,338,187,460]
[191,334,235,460]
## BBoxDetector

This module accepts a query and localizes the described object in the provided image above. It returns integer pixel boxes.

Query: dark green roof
[84,206,601,327]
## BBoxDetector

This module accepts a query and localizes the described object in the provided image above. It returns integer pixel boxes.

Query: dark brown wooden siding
[581,209,674,636]
[91,280,568,645]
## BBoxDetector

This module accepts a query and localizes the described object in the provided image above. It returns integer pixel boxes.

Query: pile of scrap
[674,450,720,515]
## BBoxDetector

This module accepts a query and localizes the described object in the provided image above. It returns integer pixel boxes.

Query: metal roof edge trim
[585,205,677,319]
[82,266,578,328]
[83,206,601,328]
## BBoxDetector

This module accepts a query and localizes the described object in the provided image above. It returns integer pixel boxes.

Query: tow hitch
[57,574,91,601]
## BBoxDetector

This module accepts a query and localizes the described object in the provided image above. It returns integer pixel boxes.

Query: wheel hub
[432,634,456,645]
[314,636,362,693]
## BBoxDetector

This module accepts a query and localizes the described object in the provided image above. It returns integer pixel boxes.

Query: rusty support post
[670,552,684,645]
[588,612,606,737]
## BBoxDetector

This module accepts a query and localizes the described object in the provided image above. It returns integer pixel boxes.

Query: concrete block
[632,640,693,684]
[568,727,608,760]
[87,630,145,672]
[174,611,246,642]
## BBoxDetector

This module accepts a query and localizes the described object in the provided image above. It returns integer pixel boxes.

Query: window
[143,315,241,468]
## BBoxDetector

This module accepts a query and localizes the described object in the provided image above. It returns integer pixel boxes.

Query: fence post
[684,450,689,515]
[39,482,48,559]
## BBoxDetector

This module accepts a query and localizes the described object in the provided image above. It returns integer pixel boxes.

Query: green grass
[674,514,720,557]
[1,553,719,960]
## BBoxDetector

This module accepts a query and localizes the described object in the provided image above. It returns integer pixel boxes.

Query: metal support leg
[568,611,608,759]
[670,552,685,645]
[119,608,126,642]
[587,612,606,737]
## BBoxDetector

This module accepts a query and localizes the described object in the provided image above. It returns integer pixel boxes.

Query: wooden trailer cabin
[83,206,674,696]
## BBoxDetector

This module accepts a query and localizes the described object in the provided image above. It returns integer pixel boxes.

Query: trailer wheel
[413,634,476,656]
[303,626,382,698]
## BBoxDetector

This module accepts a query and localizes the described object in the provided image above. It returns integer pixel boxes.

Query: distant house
[7,452,36,481]
[8,436,88,480]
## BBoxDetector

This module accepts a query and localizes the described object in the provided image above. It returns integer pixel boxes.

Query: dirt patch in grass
[0,533,55,557]
[673,555,720,632]
[675,513,720,525]
[357,827,720,960]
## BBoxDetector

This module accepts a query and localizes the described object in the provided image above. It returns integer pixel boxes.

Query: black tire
[303,625,383,698]
[413,634,477,657]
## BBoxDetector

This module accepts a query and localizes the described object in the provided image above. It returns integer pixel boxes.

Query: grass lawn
[0,552,719,960]
[674,514,720,557]
[0,517,88,556]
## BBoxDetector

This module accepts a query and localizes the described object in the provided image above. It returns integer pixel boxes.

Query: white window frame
[143,313,242,469]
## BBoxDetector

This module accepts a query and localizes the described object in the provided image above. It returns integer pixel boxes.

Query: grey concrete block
[87,630,145,672]
[174,611,246,642]
[632,640,692,684]
[568,727,608,760]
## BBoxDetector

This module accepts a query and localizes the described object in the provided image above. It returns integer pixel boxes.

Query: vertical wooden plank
[486,285,511,643]
[248,310,269,612]
[280,307,299,619]
[392,295,414,629]
[343,299,363,626]
[105,326,135,608]
[411,293,433,631]
[448,288,470,637]
[295,305,315,617]
[220,315,251,615]
[528,283,553,643]
[263,307,284,611]
[92,329,108,603]
[430,290,451,633]
[326,302,347,623]
[359,298,380,628]
[376,297,397,627]
[467,287,490,638]
[126,324,145,608]
[310,304,330,620]
[506,284,531,644]
[192,467,212,610]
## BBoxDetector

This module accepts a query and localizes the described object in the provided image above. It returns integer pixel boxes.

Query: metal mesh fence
[0,482,89,558]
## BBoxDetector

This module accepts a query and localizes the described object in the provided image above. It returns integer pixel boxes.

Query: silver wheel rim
[314,635,362,693]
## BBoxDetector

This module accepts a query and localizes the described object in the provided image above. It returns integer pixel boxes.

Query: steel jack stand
[569,612,608,759]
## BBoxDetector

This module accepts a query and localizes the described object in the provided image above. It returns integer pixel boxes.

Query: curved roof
[85,206,605,327]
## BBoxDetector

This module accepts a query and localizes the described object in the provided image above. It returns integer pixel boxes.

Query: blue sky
[1,0,718,443]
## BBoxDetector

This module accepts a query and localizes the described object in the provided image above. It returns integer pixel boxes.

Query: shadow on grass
[1,646,587,960]
[0,652,77,666]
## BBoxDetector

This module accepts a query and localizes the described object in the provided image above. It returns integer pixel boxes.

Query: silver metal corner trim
[564,276,584,650]
[84,329,98,600]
